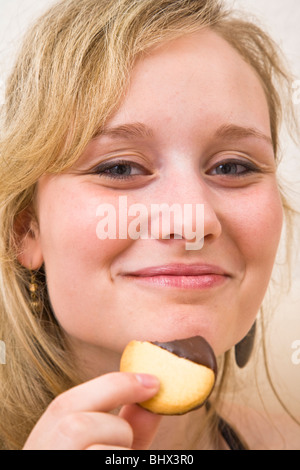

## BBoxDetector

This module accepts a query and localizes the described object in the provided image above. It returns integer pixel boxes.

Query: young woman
[0,0,299,450]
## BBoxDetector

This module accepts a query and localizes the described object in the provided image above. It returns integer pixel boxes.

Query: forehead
[108,29,271,138]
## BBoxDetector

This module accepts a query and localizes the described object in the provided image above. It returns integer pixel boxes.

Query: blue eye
[211,160,259,177]
[92,160,148,179]
[102,163,133,177]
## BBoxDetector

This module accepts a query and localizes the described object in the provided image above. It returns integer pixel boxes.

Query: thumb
[119,403,162,450]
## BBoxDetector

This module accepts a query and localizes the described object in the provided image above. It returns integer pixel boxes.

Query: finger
[24,412,134,450]
[120,403,162,450]
[49,372,160,416]
[56,412,134,450]
[24,373,160,450]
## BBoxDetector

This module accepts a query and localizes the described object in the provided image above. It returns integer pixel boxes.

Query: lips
[124,263,228,277]
[121,263,230,290]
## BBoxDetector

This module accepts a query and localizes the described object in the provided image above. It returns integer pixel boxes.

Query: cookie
[120,336,217,415]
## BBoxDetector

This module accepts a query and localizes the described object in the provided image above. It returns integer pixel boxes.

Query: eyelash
[91,159,149,180]
[90,158,260,180]
[209,159,260,177]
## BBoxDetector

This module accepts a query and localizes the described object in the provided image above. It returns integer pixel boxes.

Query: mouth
[121,263,231,290]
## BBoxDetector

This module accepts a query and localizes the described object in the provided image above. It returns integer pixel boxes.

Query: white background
[1,0,300,96]
[0,0,299,415]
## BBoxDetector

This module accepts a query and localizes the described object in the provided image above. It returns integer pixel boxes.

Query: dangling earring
[234,321,256,368]
[29,270,40,310]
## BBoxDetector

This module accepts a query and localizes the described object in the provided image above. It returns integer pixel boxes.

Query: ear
[15,207,44,270]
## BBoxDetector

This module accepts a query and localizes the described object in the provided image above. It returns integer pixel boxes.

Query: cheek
[38,179,132,261]
[233,186,283,262]
[222,183,283,339]
[36,180,132,325]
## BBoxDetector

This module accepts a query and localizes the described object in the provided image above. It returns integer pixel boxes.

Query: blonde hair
[0,0,298,450]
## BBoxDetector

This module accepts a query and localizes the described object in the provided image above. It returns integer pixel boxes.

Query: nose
[150,169,222,249]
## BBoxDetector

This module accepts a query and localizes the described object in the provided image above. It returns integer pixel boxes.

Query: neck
[66,336,122,381]
[150,407,217,450]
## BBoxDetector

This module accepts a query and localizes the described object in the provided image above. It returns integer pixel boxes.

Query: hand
[23,372,161,450]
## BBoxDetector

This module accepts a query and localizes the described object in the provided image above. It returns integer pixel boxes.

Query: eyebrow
[95,122,154,139]
[95,121,273,146]
[215,124,273,147]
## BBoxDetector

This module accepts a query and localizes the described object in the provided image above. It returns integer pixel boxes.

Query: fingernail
[135,373,160,388]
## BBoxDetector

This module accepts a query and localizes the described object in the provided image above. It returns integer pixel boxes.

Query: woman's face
[30,30,283,371]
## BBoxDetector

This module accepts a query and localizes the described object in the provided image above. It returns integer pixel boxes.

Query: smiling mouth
[121,263,230,290]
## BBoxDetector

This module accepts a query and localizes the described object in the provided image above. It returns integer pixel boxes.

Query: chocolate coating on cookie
[152,336,217,375]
